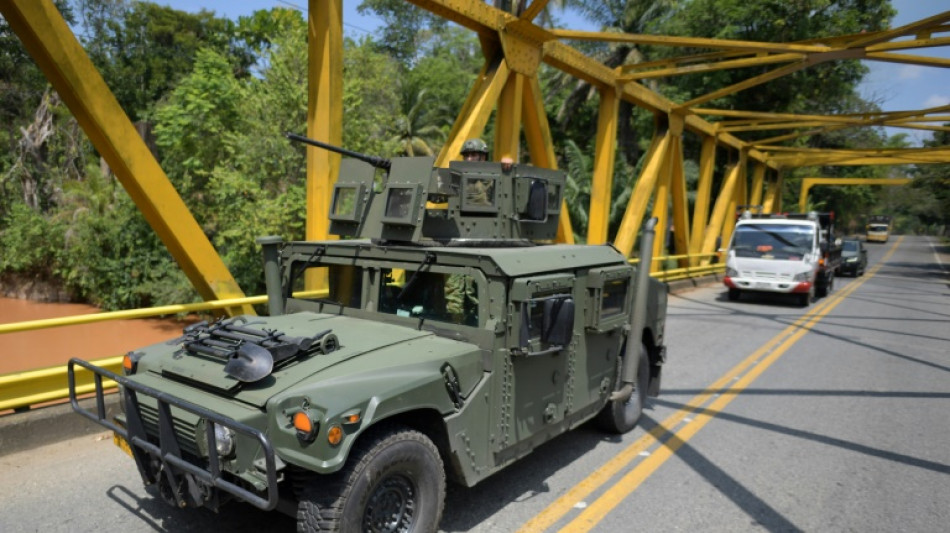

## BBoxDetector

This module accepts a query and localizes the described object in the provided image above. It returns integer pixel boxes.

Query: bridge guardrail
[1,257,722,412]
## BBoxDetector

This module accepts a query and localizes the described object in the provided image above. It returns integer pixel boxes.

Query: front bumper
[724,276,812,294]
[68,358,279,511]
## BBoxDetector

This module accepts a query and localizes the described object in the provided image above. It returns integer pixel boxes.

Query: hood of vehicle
[132,312,481,408]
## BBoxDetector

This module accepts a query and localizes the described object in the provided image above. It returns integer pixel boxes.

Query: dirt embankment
[0,273,76,303]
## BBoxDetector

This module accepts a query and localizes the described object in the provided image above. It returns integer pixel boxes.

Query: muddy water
[0,296,196,375]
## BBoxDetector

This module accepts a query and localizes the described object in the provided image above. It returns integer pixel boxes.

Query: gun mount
[286,133,564,245]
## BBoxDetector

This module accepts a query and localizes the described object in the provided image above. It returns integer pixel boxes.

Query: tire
[816,272,833,297]
[797,286,813,307]
[596,343,650,434]
[727,288,740,301]
[297,426,445,533]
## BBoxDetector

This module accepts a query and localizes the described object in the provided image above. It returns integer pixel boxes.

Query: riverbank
[0,296,196,376]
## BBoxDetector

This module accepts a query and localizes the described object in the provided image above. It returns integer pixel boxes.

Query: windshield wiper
[397,251,436,301]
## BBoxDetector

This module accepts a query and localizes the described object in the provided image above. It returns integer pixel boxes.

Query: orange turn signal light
[122,353,135,375]
[327,425,343,446]
[293,412,318,442]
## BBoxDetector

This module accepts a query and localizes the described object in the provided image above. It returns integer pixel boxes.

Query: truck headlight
[213,423,235,457]
[793,271,811,282]
[726,267,738,277]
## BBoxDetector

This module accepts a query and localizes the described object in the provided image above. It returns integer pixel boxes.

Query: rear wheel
[596,343,650,434]
[297,426,445,533]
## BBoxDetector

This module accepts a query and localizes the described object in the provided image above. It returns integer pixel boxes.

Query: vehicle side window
[600,278,628,320]
[519,292,574,353]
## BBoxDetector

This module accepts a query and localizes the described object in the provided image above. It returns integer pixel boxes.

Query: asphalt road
[1,235,947,532]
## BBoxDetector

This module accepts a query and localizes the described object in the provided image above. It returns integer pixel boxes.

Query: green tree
[389,89,446,156]
[341,37,402,155]
[77,0,256,121]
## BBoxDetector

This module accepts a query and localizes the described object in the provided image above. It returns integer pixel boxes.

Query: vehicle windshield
[731,224,814,260]
[867,224,888,232]
[379,268,480,327]
[842,241,860,252]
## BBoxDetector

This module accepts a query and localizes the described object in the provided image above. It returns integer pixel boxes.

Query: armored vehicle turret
[70,135,668,532]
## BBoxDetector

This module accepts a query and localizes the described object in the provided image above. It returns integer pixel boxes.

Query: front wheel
[596,343,650,434]
[297,426,445,533]
[727,288,741,301]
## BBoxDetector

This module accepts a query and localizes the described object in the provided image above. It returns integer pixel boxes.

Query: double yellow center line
[518,237,903,532]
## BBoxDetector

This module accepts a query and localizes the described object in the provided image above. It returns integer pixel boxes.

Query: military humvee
[69,135,667,532]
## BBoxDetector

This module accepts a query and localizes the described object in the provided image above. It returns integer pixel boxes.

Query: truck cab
[723,211,841,306]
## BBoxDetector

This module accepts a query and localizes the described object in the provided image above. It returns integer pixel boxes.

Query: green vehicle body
[69,141,667,528]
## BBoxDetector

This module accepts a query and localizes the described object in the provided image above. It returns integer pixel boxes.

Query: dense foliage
[0,0,938,309]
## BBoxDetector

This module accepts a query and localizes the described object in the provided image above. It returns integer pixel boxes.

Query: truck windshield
[732,224,814,259]
[867,224,888,232]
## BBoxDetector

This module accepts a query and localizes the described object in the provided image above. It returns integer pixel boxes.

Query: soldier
[460,139,514,207]
[461,138,490,162]
[460,138,514,170]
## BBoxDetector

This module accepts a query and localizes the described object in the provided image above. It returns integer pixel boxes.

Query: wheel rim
[363,474,416,533]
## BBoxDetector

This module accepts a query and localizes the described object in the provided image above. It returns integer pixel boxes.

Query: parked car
[838,239,867,276]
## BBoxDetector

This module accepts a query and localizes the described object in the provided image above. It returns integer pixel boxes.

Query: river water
[0,296,195,375]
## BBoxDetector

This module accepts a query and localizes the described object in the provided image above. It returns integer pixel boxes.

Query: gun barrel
[284,132,391,170]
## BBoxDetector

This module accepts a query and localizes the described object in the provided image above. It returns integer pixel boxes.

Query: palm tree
[389,89,447,156]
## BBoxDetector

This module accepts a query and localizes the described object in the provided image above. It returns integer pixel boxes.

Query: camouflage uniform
[445,274,478,325]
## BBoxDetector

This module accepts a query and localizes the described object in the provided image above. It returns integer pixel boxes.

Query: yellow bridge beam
[0,0,251,315]
[305,0,344,290]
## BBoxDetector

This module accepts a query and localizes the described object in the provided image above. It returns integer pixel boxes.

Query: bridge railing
[1,255,722,412]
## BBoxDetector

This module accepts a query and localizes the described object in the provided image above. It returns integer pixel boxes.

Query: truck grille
[137,402,202,458]
[746,271,792,280]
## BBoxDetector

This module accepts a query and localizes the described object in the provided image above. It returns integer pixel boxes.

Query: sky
[155,0,950,144]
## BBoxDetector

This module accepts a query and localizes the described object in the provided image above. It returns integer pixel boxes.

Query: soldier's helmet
[460,138,489,156]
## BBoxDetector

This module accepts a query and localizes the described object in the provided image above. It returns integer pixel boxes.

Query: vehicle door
[502,274,576,453]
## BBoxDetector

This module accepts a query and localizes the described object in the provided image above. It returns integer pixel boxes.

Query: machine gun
[285,132,391,171]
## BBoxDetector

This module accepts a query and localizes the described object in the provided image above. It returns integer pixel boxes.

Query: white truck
[723,212,841,307]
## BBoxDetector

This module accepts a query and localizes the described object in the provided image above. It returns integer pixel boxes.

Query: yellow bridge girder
[798,177,913,212]
[6,0,950,291]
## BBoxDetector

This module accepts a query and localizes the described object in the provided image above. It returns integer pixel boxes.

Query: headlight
[846,257,857,262]
[793,271,811,282]
[726,267,738,277]
[213,423,235,457]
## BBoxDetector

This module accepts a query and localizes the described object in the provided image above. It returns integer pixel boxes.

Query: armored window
[461,175,497,213]
[600,278,628,319]
[329,185,361,221]
[384,187,415,221]
[518,293,574,355]
[546,183,561,214]
[290,264,363,309]
[586,266,632,331]
[378,268,480,327]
